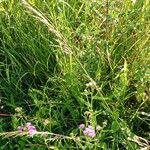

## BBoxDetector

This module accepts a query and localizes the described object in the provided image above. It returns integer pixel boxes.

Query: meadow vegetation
[0,0,150,149]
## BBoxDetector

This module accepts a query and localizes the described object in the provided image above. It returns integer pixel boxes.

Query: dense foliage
[0,0,150,149]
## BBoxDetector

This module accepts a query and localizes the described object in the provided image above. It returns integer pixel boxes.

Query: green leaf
[111,121,120,132]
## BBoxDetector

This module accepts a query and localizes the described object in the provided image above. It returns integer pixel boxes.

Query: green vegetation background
[0,0,150,149]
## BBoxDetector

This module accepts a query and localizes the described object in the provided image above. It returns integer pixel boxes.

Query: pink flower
[79,123,96,138]
[28,126,37,136]
[17,122,37,136]
[26,123,37,136]
[82,125,96,138]
[79,124,85,129]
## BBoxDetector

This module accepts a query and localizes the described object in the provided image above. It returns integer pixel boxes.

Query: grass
[0,0,150,149]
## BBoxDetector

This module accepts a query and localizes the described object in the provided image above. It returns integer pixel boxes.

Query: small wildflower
[17,122,37,136]
[28,126,37,136]
[26,123,37,136]
[79,124,85,129]
[79,124,96,138]
[83,126,96,138]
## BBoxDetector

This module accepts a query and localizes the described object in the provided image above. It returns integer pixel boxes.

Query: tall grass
[0,0,150,149]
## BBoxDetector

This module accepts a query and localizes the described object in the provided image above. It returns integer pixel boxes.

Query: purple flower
[17,122,37,136]
[79,124,85,129]
[28,127,37,136]
[83,126,96,138]
[26,123,37,136]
